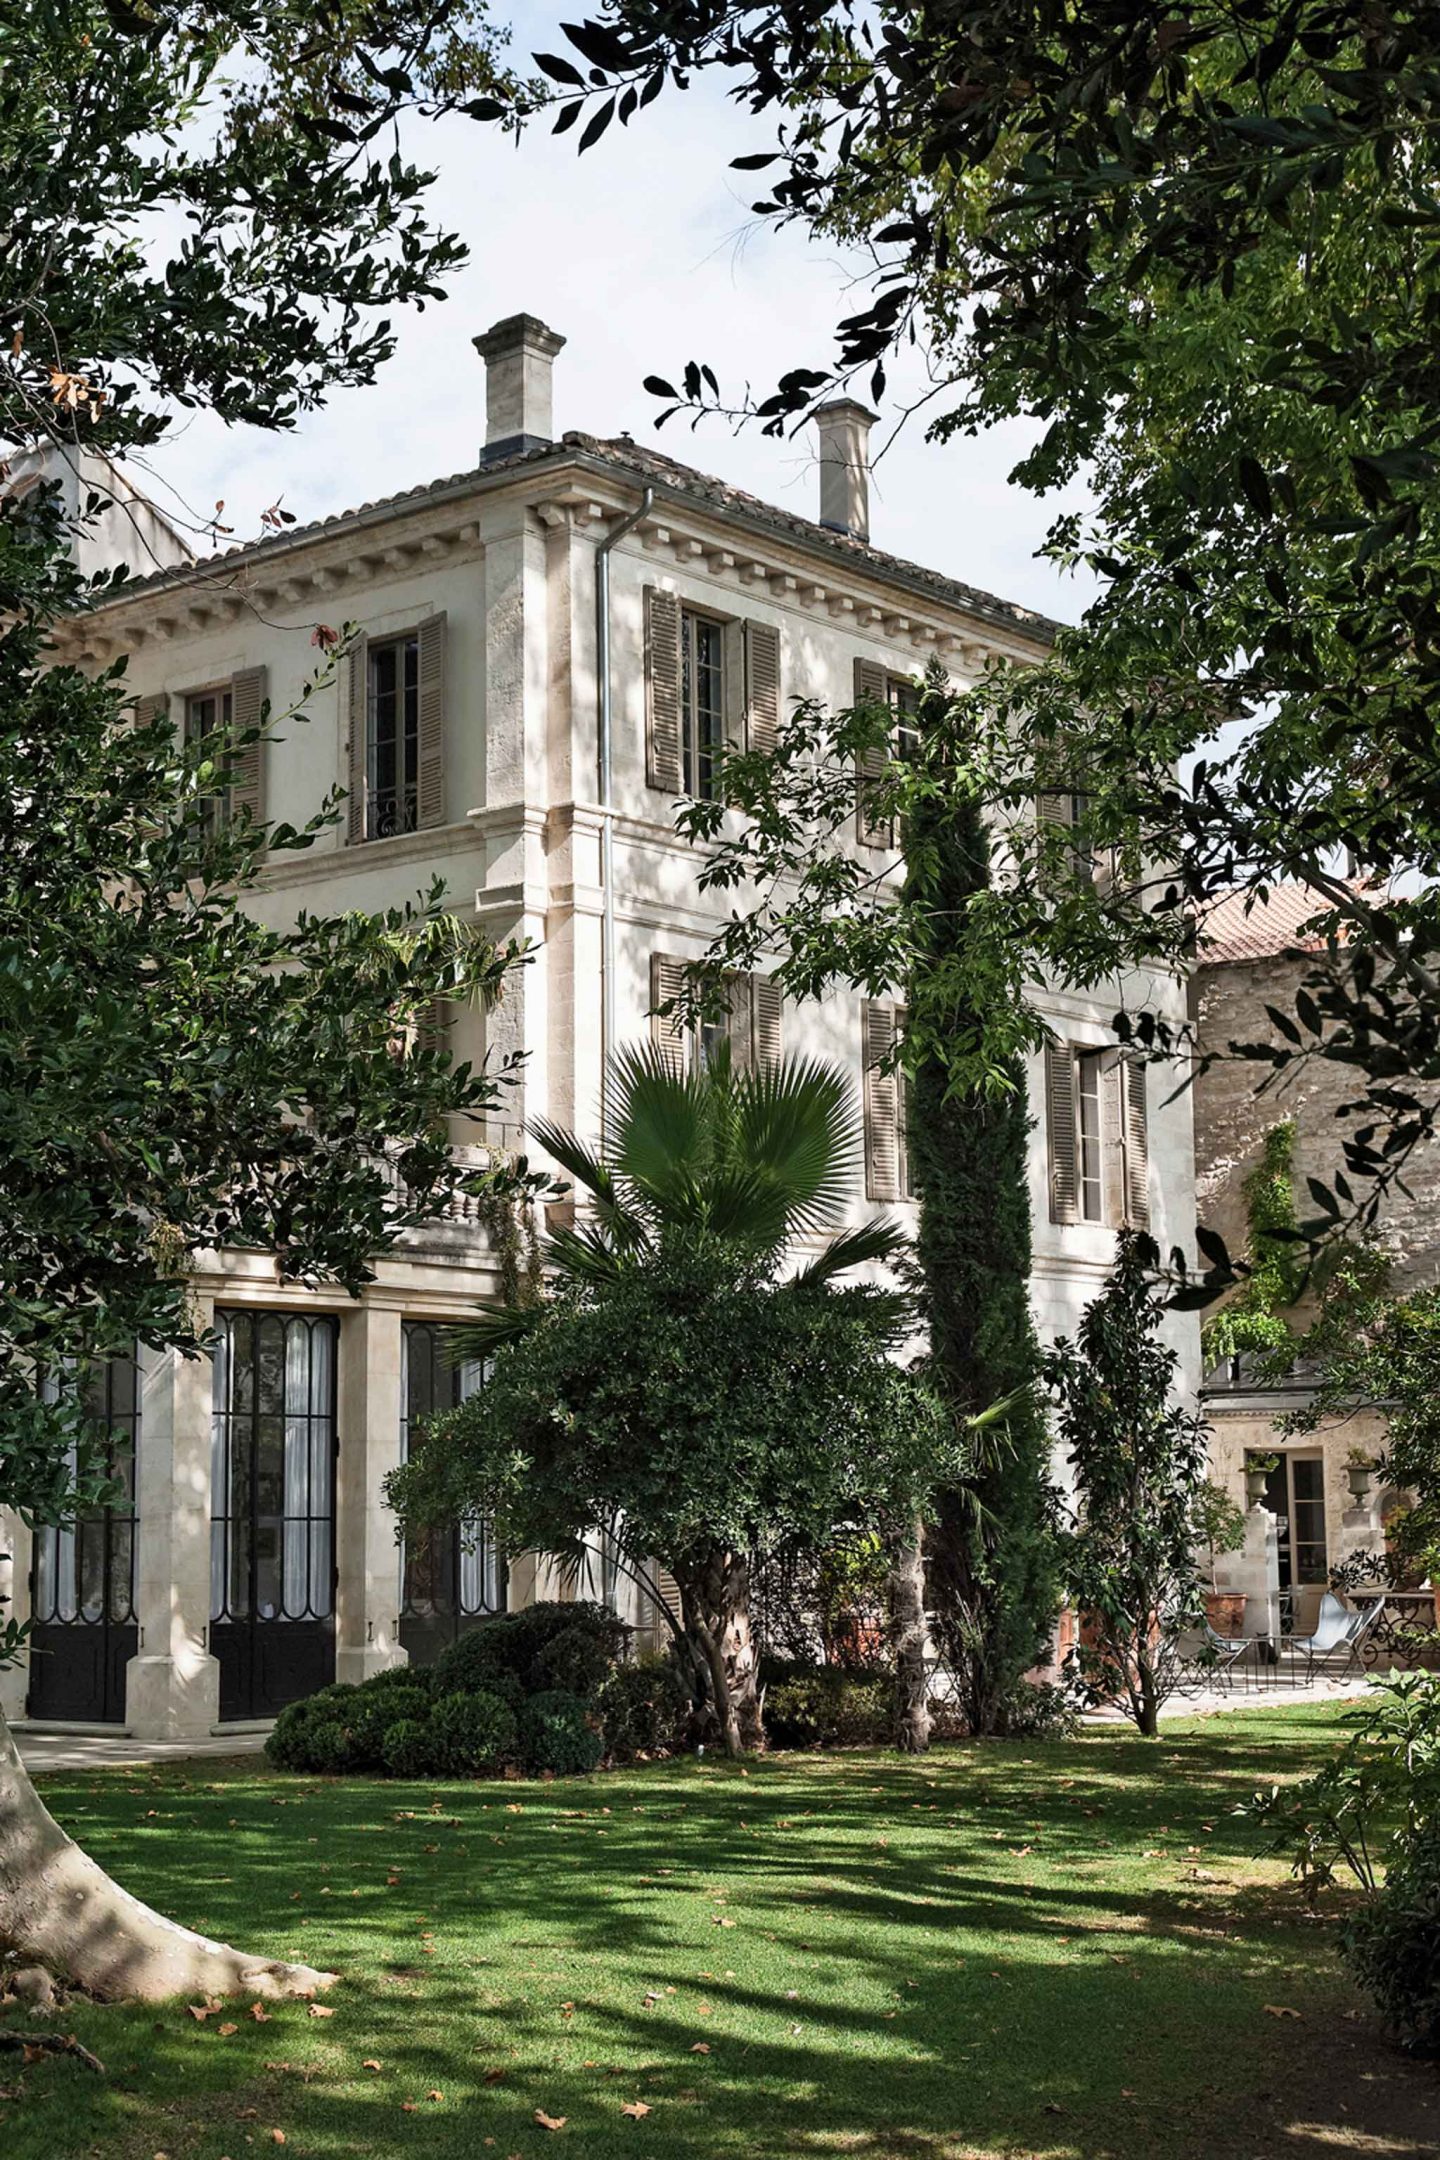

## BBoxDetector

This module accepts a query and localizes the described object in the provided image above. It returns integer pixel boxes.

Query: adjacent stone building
[0,316,1199,1740]
[1193,883,1440,1627]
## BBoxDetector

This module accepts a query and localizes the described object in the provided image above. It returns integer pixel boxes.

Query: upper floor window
[681,608,726,801]
[185,686,233,833]
[854,660,923,846]
[1044,1042,1150,1229]
[345,614,446,846]
[367,633,420,841]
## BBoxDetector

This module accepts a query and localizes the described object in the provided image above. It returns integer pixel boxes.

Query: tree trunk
[685,1551,764,1757]
[717,1552,764,1753]
[888,1516,931,1754]
[0,1708,334,2003]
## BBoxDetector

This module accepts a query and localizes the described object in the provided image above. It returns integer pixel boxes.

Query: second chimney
[473,313,567,462]
[814,397,876,542]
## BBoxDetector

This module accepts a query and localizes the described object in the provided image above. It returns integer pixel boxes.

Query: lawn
[4,1701,1437,2160]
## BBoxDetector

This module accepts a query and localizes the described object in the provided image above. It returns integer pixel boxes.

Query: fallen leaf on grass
[218,2023,239,2038]
[307,2004,335,2020]
[535,2109,568,2131]
[269,2135,286,2147]
[362,2059,382,2072]
[482,2068,506,2085]
[427,2090,443,2102]
[689,2043,710,2055]
[250,2003,272,2023]
[621,2101,651,2119]
[1264,2005,1302,2020]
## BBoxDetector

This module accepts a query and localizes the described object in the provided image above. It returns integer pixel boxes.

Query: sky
[137,6,1095,629]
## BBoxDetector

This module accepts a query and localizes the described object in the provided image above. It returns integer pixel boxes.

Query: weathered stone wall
[1193,952,1440,1296]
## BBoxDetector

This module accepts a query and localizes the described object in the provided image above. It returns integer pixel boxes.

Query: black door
[398,1321,504,1668]
[210,1310,337,1720]
[27,1354,140,1723]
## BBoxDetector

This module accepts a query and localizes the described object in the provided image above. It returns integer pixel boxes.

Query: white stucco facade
[0,319,1199,1737]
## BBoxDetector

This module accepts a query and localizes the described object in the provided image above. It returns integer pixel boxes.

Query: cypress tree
[905,678,1061,1734]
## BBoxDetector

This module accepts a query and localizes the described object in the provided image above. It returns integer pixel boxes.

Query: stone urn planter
[1244,1467,1271,1505]
[1347,1465,1374,1502]
[1204,1590,1247,1638]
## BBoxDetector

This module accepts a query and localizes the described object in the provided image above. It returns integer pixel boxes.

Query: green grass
[5,1702,1438,2160]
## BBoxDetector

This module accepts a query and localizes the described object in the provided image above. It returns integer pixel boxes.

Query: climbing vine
[478,1169,544,1309]
[1203,1121,1306,1373]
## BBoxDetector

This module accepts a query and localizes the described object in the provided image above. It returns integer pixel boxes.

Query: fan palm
[454,1040,905,1359]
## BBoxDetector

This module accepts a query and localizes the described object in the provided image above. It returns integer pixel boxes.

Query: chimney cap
[472,313,566,363]
[814,396,879,427]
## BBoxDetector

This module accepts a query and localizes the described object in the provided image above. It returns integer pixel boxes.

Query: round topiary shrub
[430,1622,522,1701]
[518,1689,603,1777]
[266,1684,361,1771]
[599,1656,693,1762]
[341,1679,434,1769]
[382,1715,441,1778]
[428,1689,518,1775]
[532,1621,619,1704]
[763,1667,890,1750]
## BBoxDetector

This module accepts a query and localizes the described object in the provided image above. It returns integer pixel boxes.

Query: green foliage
[1347,1835,1440,2056]
[904,702,1061,1735]
[518,1690,603,1777]
[430,1602,628,1706]
[762,1665,891,1750]
[993,1682,1081,1742]
[1291,1258,1440,1571]
[597,1657,694,1762]
[1203,1124,1304,1370]
[0,0,542,1563]
[1046,1236,1211,1737]
[1193,1481,1247,1589]
[428,1690,520,1775]
[381,1717,441,1780]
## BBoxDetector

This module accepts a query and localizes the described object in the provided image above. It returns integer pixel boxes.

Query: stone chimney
[472,313,566,461]
[814,397,877,541]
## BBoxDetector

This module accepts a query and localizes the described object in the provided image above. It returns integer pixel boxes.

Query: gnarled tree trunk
[0,1708,334,2003]
[683,1550,764,1757]
[888,1516,931,1753]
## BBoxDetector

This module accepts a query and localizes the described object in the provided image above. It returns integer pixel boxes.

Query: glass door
[210,1310,337,1719]
[398,1321,504,1667]
[28,1354,139,1723]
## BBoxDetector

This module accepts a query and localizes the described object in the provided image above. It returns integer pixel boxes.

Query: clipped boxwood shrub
[382,1715,441,1778]
[429,1689,519,1775]
[518,1689,603,1776]
[432,1602,629,1705]
[764,1665,890,1750]
[266,1683,361,1771]
[600,1656,692,1762]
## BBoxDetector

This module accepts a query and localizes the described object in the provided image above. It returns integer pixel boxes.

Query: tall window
[185,687,233,833]
[367,633,420,840]
[681,609,725,800]
[1075,1050,1105,1222]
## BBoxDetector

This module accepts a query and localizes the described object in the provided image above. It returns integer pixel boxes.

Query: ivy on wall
[1203,1121,1306,1373]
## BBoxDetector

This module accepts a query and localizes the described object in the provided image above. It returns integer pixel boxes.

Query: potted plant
[1245,1451,1279,1506]
[1345,1447,1377,1502]
[1194,1479,1248,1636]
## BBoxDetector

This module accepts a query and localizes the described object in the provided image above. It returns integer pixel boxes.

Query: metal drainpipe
[594,485,654,1142]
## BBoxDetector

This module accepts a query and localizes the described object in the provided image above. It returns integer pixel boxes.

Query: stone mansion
[0,316,1200,1741]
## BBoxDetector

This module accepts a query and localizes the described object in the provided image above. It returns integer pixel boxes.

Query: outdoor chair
[1282,1592,1382,1682]
[1200,1621,1253,1690]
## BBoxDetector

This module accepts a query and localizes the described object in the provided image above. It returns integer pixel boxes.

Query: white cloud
[145,9,1095,626]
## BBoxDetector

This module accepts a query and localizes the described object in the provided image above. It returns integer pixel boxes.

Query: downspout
[595,486,653,1141]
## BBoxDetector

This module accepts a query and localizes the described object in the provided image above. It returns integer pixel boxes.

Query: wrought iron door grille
[211,1310,337,1628]
[399,1321,502,1663]
[33,1354,140,1628]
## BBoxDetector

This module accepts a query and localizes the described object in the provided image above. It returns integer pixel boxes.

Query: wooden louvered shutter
[417,996,450,1059]
[1036,786,1074,893]
[645,586,682,792]
[745,621,780,756]
[416,611,446,829]
[726,972,753,1074]
[131,691,168,730]
[653,1566,684,1626]
[228,665,266,825]
[1102,1056,1127,1229]
[862,1000,902,1202]
[753,973,782,1069]
[1045,1040,1078,1225]
[1122,1053,1150,1228]
[854,657,891,845]
[650,952,690,1067]
[345,634,369,844]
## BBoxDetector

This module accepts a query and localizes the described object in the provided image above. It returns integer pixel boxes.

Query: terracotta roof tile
[1197,881,1376,966]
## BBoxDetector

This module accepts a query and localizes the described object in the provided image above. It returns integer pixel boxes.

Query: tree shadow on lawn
[11,1717,1437,2160]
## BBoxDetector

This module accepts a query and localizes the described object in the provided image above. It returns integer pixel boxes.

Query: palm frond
[605,1043,717,1214]
[728,1055,860,1237]
[449,1304,543,1361]
[793,1217,909,1288]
